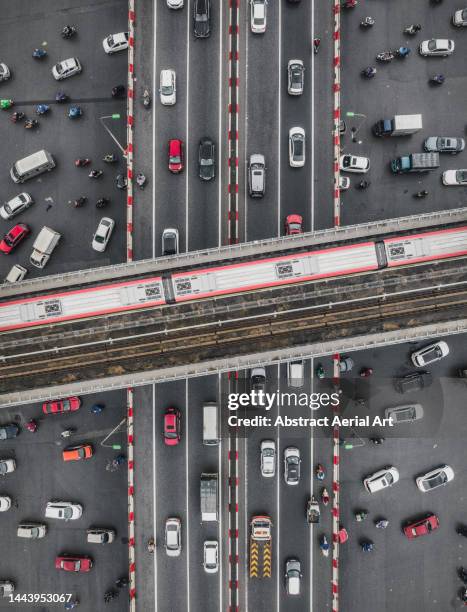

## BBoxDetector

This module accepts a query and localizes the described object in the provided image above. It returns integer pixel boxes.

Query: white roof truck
[372,114,423,137]
[200,473,218,522]
[30,226,61,268]
[203,402,219,445]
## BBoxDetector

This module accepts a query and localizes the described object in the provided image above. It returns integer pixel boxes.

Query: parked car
[442,169,467,186]
[363,466,399,493]
[165,517,182,556]
[0,63,11,82]
[340,154,370,173]
[424,137,465,154]
[419,39,454,57]
[251,0,267,33]
[416,465,454,492]
[193,0,211,38]
[385,403,424,424]
[198,138,215,180]
[411,341,449,367]
[103,32,129,54]
[92,217,115,252]
[42,396,81,415]
[62,444,93,462]
[0,459,16,476]
[453,8,467,26]
[287,60,304,95]
[285,558,302,595]
[168,139,184,173]
[339,356,354,373]
[285,214,303,235]
[394,371,432,394]
[403,513,439,539]
[162,228,179,255]
[163,407,181,446]
[284,447,300,485]
[17,523,47,539]
[0,223,30,254]
[52,57,82,80]
[159,69,176,105]
[0,496,11,512]
[260,439,276,477]
[0,423,19,440]
[289,127,305,167]
[203,540,219,573]
[0,193,33,220]
[55,555,93,572]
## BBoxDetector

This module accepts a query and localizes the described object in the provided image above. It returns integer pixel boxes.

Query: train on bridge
[1,225,467,333]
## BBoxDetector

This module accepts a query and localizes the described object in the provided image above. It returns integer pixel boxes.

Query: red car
[164,407,181,446]
[42,396,82,415]
[168,139,184,173]
[285,214,303,235]
[0,223,30,254]
[403,513,439,539]
[55,555,93,572]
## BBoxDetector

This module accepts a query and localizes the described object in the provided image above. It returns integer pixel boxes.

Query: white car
[5,264,27,283]
[442,169,467,186]
[167,0,184,7]
[0,459,16,475]
[159,69,176,105]
[287,60,304,95]
[289,127,305,167]
[0,496,11,512]
[52,57,82,80]
[285,559,301,595]
[453,8,467,26]
[92,217,115,252]
[165,517,182,557]
[416,465,454,492]
[162,228,179,255]
[385,403,424,424]
[363,466,399,493]
[251,0,267,34]
[339,176,350,190]
[0,193,33,220]
[0,581,15,598]
[287,359,304,388]
[411,340,449,367]
[340,154,370,173]
[260,440,276,477]
[203,540,219,573]
[45,501,82,520]
[103,32,129,54]
[0,62,11,82]
[419,39,455,57]
[284,447,300,485]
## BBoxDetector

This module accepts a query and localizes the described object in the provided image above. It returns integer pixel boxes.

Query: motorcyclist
[315,464,325,480]
[457,525,467,538]
[313,38,321,54]
[362,66,376,78]
[459,567,467,584]
[112,84,126,98]
[62,25,77,39]
[319,535,330,556]
[32,48,47,58]
[143,88,151,107]
[375,519,389,529]
[68,105,82,118]
[36,104,50,115]
[321,488,330,506]
[64,600,79,610]
[396,46,411,57]
[360,16,375,27]
[404,24,421,34]
[61,429,75,438]
[357,179,370,190]
[355,510,368,522]
[359,367,373,377]
[136,172,146,188]
[370,437,384,445]
[361,541,374,552]
[26,419,38,433]
[70,196,87,208]
[316,363,325,379]
[75,158,91,167]
[24,119,38,128]
[376,51,394,62]
[430,74,445,84]
[342,0,357,8]
[0,99,14,110]
[115,577,129,588]
[147,537,155,553]
[96,197,110,208]
[10,111,25,123]
[89,169,103,178]
[103,154,117,163]
[56,91,69,103]
[414,190,428,198]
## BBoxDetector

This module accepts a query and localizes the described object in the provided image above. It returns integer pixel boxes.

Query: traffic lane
[187,12,222,251]
[0,390,128,612]
[187,375,222,612]
[152,6,189,257]
[0,1,127,279]
[243,2,280,242]
[133,385,156,612]
[153,380,188,612]
[280,2,314,235]
[340,3,467,226]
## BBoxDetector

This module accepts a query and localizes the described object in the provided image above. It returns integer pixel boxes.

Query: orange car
[62,444,93,462]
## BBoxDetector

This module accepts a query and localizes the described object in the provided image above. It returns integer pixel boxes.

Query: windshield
[170,155,181,164]
[427,40,437,50]
[456,171,467,182]
[426,473,446,489]
[161,84,173,94]
[107,35,115,45]
[422,347,440,361]
[293,136,304,158]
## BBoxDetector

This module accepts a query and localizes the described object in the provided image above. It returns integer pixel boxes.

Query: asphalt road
[0,389,128,612]
[0,0,128,282]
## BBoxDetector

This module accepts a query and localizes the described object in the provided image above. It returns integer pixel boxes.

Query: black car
[198,138,215,181]
[394,371,433,394]
[0,423,19,441]
[193,0,211,38]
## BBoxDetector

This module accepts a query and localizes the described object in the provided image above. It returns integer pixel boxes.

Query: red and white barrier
[227,0,239,244]
[127,387,136,610]
[127,1,136,262]
[331,354,341,612]
[333,1,341,227]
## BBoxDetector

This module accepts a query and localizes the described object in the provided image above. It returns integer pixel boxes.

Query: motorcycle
[136,172,147,189]
[342,0,357,8]
[361,67,376,79]
[321,487,330,506]
[316,363,325,379]
[319,535,330,557]
[375,519,389,529]
[24,119,39,129]
[32,48,47,59]
[395,46,411,58]
[68,105,82,119]
[10,112,25,123]
[89,169,103,179]
[359,367,373,377]
[370,437,384,445]
[361,541,374,552]
[313,38,321,54]
[413,190,428,198]
[457,525,467,538]
[403,24,421,35]
[111,85,126,98]
[376,51,394,62]
[69,197,87,208]
[96,197,110,208]
[360,16,375,28]
[25,419,38,433]
[103,154,118,163]
[0,99,14,110]
[116,173,128,190]
[75,158,91,167]
[61,429,75,439]
[143,88,151,108]
[61,25,77,39]
[147,537,156,553]
[315,464,325,480]
[36,104,50,115]
[430,74,445,85]
[55,91,69,103]
[355,510,368,522]
[459,567,467,585]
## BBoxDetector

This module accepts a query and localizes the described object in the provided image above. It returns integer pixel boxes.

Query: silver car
[17,523,47,539]
[287,60,304,95]
[284,447,300,485]
[165,517,182,557]
[416,465,454,492]
[0,193,33,220]
[424,137,465,154]
[260,440,276,477]
[419,39,455,57]
[285,558,301,595]
[92,217,115,252]
[385,403,424,424]
[203,540,219,573]
[52,57,82,80]
[289,127,305,167]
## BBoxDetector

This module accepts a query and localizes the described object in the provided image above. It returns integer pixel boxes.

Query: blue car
[68,105,82,119]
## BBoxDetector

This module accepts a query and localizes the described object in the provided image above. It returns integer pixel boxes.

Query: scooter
[143,89,151,108]
[319,535,330,557]
[315,464,325,480]
[321,487,330,506]
[36,104,50,115]
[359,367,373,377]
[403,24,421,35]
[360,17,375,28]
[25,419,38,433]
[32,48,47,59]
[376,51,394,62]
[75,158,91,167]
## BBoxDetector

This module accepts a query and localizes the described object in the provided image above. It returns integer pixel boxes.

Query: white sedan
[411,340,449,367]
[103,32,129,54]
[416,465,454,492]
[165,517,182,557]
[92,217,115,252]
[289,127,305,167]
[0,496,11,512]
[442,169,467,186]
[419,39,455,57]
[340,154,370,173]
[251,0,267,34]
[260,440,276,477]
[52,57,82,80]
[363,466,399,493]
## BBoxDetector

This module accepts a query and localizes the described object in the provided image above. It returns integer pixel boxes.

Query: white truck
[203,402,219,445]
[30,226,61,268]
[200,473,218,522]
[372,114,423,137]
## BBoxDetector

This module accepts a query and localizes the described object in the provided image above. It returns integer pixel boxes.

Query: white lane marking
[277,0,282,239]
[309,357,314,612]
[152,2,157,258]
[244,3,249,242]
[152,385,158,611]
[218,1,223,247]
[244,430,249,612]
[218,373,223,611]
[276,363,281,612]
[227,424,232,611]
[185,379,190,612]
[185,8,190,252]
[311,0,315,231]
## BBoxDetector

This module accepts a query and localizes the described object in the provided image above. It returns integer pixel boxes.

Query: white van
[10,150,56,183]
[203,402,219,445]
[17,523,47,539]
